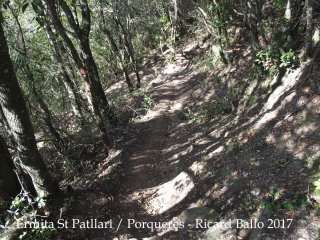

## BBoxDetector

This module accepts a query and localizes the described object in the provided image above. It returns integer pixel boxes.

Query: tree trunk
[21,64,65,153]
[44,22,85,122]
[301,0,314,62]
[44,0,118,126]
[43,0,117,148]
[114,16,141,89]
[0,21,59,198]
[100,9,134,92]
[79,37,118,128]
[285,0,303,43]
[244,0,260,50]
[0,135,20,200]
[0,106,15,148]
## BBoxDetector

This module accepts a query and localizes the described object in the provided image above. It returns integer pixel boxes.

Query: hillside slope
[56,37,320,239]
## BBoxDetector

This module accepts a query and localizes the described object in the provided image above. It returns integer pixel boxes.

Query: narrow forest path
[110,61,195,239]
[58,47,213,240]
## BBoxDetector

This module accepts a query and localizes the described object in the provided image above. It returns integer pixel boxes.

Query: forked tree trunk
[43,0,117,148]
[0,21,59,198]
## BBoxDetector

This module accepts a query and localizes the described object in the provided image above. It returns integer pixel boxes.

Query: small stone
[178,207,218,225]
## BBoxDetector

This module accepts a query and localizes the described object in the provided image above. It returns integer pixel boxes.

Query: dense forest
[0,0,320,239]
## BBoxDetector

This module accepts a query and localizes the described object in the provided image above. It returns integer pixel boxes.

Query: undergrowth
[177,97,232,123]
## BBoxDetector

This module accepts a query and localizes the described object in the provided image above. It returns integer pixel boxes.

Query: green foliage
[185,108,204,123]
[165,54,176,64]
[177,98,232,124]
[274,158,289,166]
[255,48,279,72]
[303,155,320,169]
[153,13,176,47]
[255,48,299,73]
[240,194,260,212]
[203,98,232,118]
[18,227,57,240]
[226,143,240,154]
[6,192,46,223]
[160,14,171,35]
[313,173,320,199]
[141,92,155,110]
[279,49,297,68]
[176,108,204,123]
[273,0,286,11]
[240,188,307,215]
[259,188,311,212]
[130,89,155,121]
[208,1,231,45]
[1,191,56,239]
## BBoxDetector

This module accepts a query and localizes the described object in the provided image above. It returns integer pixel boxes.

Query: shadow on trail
[93,57,320,239]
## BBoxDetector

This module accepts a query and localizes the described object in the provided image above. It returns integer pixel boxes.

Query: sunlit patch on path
[142,172,194,215]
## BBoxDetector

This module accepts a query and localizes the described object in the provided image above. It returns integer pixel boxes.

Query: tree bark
[0,20,59,198]
[301,0,314,62]
[114,17,141,88]
[0,135,20,201]
[244,0,260,50]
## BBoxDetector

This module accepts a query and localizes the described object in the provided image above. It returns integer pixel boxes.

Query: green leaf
[284,202,295,211]
[31,2,38,11]
[22,2,29,13]
[35,17,44,27]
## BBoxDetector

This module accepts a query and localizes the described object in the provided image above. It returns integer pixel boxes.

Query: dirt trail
[109,62,194,239]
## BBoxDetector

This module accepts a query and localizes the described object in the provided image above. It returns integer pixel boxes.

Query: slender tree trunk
[44,23,84,122]
[114,16,141,89]
[0,21,59,197]
[301,0,314,62]
[213,0,223,46]
[79,37,117,127]
[43,0,117,148]
[255,0,268,46]
[289,0,303,43]
[100,10,134,92]
[23,66,65,152]
[244,0,260,50]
